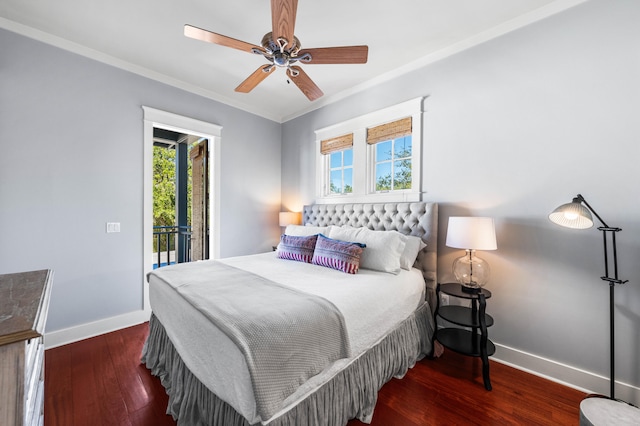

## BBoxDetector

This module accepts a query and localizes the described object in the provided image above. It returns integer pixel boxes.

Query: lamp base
[461,285,482,294]
[453,250,491,290]
[580,396,640,425]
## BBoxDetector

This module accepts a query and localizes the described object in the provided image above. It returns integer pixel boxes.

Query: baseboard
[44,309,152,349]
[493,343,640,406]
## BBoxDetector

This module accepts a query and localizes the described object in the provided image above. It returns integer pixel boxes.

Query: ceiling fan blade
[298,46,369,64]
[235,65,275,93]
[271,0,298,48]
[287,66,323,101]
[184,24,261,53]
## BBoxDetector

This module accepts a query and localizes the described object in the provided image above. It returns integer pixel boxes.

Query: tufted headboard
[303,202,438,312]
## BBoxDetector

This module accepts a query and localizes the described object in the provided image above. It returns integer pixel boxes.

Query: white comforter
[148,252,425,424]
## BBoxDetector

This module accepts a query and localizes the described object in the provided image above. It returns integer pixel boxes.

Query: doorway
[152,129,209,268]
[142,107,222,311]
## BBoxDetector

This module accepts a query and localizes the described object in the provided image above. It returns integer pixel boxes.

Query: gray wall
[0,29,282,332]
[282,0,640,393]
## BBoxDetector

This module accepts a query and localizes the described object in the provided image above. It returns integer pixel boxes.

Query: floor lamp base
[580,396,640,426]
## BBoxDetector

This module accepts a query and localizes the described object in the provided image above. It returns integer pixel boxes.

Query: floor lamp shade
[549,196,594,229]
[446,217,497,290]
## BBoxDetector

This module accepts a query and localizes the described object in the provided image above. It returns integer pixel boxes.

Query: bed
[142,202,438,425]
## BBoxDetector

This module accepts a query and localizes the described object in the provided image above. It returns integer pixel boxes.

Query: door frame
[142,106,222,311]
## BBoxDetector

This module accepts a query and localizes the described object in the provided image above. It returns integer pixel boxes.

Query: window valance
[320,133,354,155]
[366,117,412,145]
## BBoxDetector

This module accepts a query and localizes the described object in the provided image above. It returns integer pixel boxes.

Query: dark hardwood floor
[45,323,586,425]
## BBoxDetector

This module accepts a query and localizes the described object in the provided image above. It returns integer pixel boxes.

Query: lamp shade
[549,200,594,229]
[446,217,497,250]
[279,211,301,227]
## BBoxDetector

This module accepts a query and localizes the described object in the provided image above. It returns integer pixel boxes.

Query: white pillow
[284,224,329,236]
[399,234,427,270]
[328,226,406,274]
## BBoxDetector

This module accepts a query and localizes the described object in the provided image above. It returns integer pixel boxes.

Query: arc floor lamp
[549,194,628,399]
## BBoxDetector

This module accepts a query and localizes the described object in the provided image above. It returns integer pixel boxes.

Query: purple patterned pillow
[312,234,365,274]
[277,234,318,263]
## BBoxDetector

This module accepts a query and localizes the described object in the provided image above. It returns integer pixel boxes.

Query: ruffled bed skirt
[141,302,434,426]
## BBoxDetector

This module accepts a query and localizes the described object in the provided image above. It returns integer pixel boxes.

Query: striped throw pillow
[312,234,365,274]
[277,234,318,263]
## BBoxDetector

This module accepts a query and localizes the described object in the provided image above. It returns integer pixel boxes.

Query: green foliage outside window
[375,135,412,191]
[330,182,353,193]
[394,156,412,190]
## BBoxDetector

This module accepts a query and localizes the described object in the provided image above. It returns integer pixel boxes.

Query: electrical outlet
[440,294,449,306]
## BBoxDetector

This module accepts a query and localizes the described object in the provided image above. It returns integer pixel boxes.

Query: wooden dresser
[0,269,53,426]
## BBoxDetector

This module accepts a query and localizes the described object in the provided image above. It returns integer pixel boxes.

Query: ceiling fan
[184,0,368,101]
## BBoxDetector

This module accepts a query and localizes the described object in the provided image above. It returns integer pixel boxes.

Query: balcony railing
[153,225,191,268]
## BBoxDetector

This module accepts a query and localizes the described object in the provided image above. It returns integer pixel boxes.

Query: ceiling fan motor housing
[262,32,300,55]
[260,32,303,67]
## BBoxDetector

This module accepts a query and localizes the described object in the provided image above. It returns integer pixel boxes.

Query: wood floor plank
[104,324,155,414]
[70,335,132,426]
[45,323,585,426]
[44,344,74,426]
[129,403,176,426]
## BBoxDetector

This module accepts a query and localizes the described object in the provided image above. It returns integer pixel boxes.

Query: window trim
[314,97,425,204]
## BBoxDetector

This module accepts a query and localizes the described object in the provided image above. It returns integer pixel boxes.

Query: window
[320,133,354,197]
[329,149,353,194]
[315,97,424,203]
[367,116,413,192]
[374,136,412,191]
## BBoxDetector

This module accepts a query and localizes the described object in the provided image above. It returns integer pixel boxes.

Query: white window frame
[371,135,413,193]
[327,148,354,195]
[315,97,425,204]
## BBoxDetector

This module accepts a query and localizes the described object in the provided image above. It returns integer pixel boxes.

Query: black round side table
[435,282,495,390]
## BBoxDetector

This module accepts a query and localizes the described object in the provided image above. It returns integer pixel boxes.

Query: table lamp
[446,216,497,292]
[279,211,301,228]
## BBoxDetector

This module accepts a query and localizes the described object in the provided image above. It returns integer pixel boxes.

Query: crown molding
[1,0,587,124]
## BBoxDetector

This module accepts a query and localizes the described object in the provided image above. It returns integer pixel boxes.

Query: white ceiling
[0,0,585,122]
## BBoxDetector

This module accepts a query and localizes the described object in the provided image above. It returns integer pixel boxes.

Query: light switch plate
[106,222,121,233]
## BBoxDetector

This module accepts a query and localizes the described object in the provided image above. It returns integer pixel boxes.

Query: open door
[189,139,209,261]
